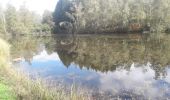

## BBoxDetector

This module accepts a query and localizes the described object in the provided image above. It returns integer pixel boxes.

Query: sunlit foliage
[54,0,170,33]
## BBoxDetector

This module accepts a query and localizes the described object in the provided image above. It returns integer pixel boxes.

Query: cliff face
[53,0,170,34]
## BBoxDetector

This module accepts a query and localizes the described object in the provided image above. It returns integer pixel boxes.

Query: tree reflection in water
[54,34,170,80]
[10,34,170,99]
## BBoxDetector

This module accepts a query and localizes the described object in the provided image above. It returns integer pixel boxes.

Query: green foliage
[0,38,16,99]
[54,0,170,33]
[42,10,54,27]
[5,4,19,35]
[17,5,36,34]
[41,24,51,32]
[0,83,16,100]
[0,4,51,36]
[41,10,54,33]
[0,6,6,35]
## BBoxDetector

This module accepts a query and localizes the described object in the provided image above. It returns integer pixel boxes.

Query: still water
[11,34,170,99]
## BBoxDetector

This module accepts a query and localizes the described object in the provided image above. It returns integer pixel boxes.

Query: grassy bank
[0,38,16,99]
[0,83,16,100]
[0,38,87,100]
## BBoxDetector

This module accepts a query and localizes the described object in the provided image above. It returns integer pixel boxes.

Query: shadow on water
[10,34,170,99]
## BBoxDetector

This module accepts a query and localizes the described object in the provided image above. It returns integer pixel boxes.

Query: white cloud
[96,65,166,98]
[33,50,60,62]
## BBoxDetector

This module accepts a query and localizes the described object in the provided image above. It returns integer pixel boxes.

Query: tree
[53,0,170,34]
[53,0,76,33]
[18,4,40,34]
[42,10,54,27]
[4,3,42,35]
[0,6,6,35]
[150,0,170,32]
[5,4,19,35]
[42,10,54,32]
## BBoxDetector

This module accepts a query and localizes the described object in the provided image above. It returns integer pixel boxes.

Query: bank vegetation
[0,38,88,100]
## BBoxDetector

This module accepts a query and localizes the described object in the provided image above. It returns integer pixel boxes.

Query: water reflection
[11,35,170,99]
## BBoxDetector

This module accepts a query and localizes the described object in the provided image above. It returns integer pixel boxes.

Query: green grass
[0,83,16,100]
[0,38,87,100]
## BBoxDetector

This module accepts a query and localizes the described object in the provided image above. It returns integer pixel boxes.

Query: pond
[10,34,170,99]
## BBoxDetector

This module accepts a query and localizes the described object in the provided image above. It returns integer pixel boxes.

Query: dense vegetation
[1,0,170,35]
[0,4,53,37]
[53,0,170,34]
[0,38,16,99]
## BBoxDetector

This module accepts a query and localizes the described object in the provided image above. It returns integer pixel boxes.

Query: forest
[53,0,170,34]
[1,0,170,35]
[0,4,53,37]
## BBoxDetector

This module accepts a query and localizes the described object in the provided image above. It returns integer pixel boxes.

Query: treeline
[0,4,54,36]
[53,0,170,34]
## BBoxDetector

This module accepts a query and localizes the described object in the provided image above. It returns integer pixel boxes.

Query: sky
[0,0,58,15]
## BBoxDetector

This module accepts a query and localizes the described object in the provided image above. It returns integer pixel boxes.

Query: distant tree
[18,4,40,34]
[0,6,6,34]
[42,10,54,32]
[53,0,77,33]
[42,10,54,27]
[53,0,71,24]
[4,3,43,35]
[150,0,170,32]
[5,4,19,35]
